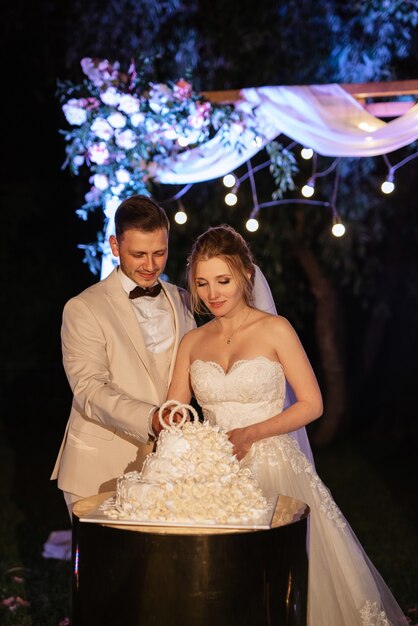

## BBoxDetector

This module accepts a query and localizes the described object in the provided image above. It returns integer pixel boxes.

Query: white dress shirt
[117,269,174,353]
[117,268,175,438]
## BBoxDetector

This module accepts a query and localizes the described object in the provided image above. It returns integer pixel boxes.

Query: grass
[314,431,418,617]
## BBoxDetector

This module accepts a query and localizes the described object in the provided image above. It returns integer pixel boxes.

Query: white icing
[104,401,269,524]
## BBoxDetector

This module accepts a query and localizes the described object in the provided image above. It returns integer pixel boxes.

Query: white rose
[149,83,172,114]
[63,99,87,126]
[115,168,131,183]
[110,183,125,196]
[162,126,178,140]
[93,174,109,190]
[104,195,120,218]
[100,87,121,107]
[130,112,145,127]
[91,117,113,140]
[107,112,126,129]
[115,129,137,150]
[145,118,159,133]
[88,142,109,165]
[118,94,140,115]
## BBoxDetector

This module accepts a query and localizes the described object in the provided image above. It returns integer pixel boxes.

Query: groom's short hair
[115,194,170,240]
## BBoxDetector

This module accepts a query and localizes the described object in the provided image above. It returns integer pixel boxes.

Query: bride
[166,224,407,626]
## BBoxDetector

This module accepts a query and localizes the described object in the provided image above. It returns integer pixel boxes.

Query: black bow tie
[129,283,163,299]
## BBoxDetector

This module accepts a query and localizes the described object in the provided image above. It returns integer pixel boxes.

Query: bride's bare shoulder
[182,319,216,344]
[254,311,295,334]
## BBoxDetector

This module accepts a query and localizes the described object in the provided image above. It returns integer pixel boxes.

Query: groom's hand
[151,407,184,436]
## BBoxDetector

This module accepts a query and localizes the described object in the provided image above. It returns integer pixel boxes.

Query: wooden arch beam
[203,79,418,118]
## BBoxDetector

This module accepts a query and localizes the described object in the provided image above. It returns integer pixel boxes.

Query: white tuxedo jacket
[51,269,195,498]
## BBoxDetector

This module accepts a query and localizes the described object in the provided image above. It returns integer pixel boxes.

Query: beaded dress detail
[190,357,407,626]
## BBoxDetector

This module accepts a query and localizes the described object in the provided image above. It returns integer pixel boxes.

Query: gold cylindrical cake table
[72,492,310,626]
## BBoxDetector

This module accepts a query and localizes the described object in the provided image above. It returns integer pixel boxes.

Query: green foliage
[266,141,299,199]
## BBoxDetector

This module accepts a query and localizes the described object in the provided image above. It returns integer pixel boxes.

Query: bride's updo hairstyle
[187,225,256,314]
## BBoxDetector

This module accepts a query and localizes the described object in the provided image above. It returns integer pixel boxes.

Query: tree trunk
[293,215,347,446]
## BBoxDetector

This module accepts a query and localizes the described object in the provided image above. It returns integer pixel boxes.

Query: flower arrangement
[58,56,257,273]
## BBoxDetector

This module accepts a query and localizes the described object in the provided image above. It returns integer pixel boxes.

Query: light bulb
[223,174,236,188]
[301,147,313,160]
[358,121,377,132]
[301,182,315,197]
[246,218,259,232]
[381,180,395,194]
[174,210,187,224]
[225,192,238,206]
[332,222,345,237]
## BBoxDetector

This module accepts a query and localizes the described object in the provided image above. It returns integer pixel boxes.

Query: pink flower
[88,142,110,165]
[59,617,71,626]
[81,57,120,88]
[2,596,16,607]
[174,79,192,100]
[188,102,211,130]
[12,576,24,583]
[15,596,30,607]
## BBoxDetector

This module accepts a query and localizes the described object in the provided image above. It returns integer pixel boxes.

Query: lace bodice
[190,356,286,431]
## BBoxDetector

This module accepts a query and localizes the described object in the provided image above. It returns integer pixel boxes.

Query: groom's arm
[61,296,154,443]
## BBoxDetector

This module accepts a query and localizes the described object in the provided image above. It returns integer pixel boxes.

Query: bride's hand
[227,426,253,461]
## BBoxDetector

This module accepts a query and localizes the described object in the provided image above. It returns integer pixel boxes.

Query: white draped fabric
[155,83,418,185]
[101,83,418,278]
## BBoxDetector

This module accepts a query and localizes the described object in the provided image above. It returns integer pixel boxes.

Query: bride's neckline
[190,356,284,376]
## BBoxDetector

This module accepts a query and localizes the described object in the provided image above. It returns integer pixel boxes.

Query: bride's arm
[150,333,194,434]
[166,332,195,404]
[228,316,323,460]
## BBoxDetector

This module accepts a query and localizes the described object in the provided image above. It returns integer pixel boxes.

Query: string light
[223,174,236,188]
[381,170,395,194]
[301,147,313,160]
[331,218,346,237]
[225,192,238,206]
[219,148,418,243]
[358,121,378,132]
[174,201,188,224]
[246,217,259,232]
[301,178,315,197]
[329,165,345,237]
[381,150,418,195]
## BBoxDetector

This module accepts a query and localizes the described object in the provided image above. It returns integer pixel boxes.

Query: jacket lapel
[160,281,182,383]
[104,269,154,379]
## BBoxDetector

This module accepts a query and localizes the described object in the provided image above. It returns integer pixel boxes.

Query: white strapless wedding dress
[190,356,407,626]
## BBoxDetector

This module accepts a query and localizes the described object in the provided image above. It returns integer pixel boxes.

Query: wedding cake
[101,401,270,525]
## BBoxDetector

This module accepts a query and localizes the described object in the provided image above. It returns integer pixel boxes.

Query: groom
[51,194,196,515]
